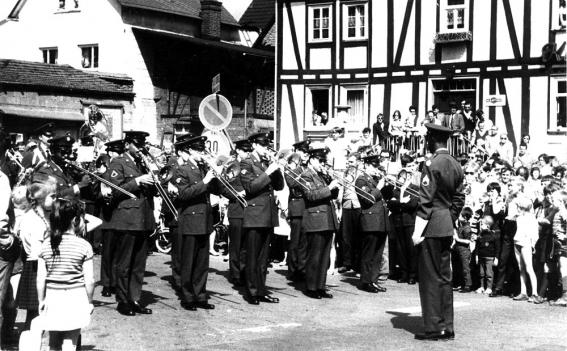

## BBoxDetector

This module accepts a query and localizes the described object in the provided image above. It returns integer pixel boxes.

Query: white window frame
[79,44,99,69]
[304,85,332,129]
[428,76,479,114]
[439,0,470,33]
[308,5,333,43]
[549,76,567,132]
[339,84,368,128]
[551,0,567,31]
[40,47,58,64]
[342,2,368,41]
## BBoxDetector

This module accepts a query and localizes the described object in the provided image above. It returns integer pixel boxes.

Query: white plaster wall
[371,0,388,67]
[279,84,304,147]
[392,0,406,63]
[420,0,437,65]
[390,83,413,119]
[399,0,415,67]
[344,46,367,69]
[281,6,297,70]
[369,84,385,121]
[530,1,550,58]
[496,0,514,60]
[291,2,306,70]
[472,0,491,62]
[310,48,332,70]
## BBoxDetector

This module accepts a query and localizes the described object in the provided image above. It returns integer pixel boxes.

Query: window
[309,5,332,42]
[41,47,58,64]
[552,0,567,30]
[80,45,98,69]
[306,87,330,127]
[431,78,477,114]
[343,3,367,40]
[550,78,567,132]
[440,0,469,33]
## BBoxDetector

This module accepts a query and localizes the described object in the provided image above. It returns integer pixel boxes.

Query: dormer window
[41,47,58,64]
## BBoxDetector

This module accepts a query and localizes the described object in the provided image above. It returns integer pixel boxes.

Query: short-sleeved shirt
[39,234,93,290]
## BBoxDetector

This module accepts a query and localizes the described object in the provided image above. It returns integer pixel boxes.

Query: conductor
[412,123,465,341]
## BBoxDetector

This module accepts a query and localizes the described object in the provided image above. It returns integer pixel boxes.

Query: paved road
[26,252,567,350]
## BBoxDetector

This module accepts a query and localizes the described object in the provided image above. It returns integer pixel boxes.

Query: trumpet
[5,149,26,185]
[266,146,310,191]
[137,149,178,220]
[323,164,376,203]
[202,150,248,208]
[62,159,137,199]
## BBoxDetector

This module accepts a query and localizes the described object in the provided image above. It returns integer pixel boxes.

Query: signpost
[211,74,221,94]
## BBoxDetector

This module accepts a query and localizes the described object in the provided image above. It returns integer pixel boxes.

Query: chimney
[200,0,222,41]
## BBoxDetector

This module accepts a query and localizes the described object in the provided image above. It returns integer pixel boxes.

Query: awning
[0,104,84,121]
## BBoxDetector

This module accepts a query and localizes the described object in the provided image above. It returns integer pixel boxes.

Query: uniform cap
[292,140,311,153]
[362,154,381,166]
[248,132,272,147]
[33,123,54,137]
[105,139,125,154]
[174,135,207,152]
[233,139,253,152]
[175,133,196,143]
[307,147,329,161]
[424,123,453,139]
[124,131,149,147]
[48,135,75,150]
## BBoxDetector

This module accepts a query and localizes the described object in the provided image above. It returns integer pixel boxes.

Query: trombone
[266,146,310,191]
[62,159,137,199]
[323,164,376,203]
[137,149,178,220]
[202,150,248,208]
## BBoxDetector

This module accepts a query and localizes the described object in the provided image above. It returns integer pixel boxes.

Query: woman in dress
[37,198,94,351]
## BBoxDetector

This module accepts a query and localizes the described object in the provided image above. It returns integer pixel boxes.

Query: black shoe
[101,287,112,297]
[459,286,472,293]
[397,278,408,284]
[181,301,197,311]
[372,283,387,292]
[318,290,333,299]
[415,330,454,341]
[247,296,260,305]
[196,301,215,310]
[117,302,135,316]
[361,283,379,293]
[259,295,279,303]
[305,290,322,299]
[489,289,503,297]
[408,278,417,285]
[131,301,152,314]
[231,278,244,287]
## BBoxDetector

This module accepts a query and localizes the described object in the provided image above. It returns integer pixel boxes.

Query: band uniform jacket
[416,149,465,238]
[388,184,420,227]
[285,164,306,219]
[223,161,245,220]
[107,153,155,233]
[354,174,390,233]
[300,167,339,233]
[33,160,88,199]
[175,161,221,235]
[163,156,183,228]
[239,154,284,228]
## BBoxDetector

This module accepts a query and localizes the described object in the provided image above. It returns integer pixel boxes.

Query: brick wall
[200,0,222,40]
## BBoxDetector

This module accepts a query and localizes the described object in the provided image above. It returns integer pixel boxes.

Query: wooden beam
[286,84,300,142]
[496,77,517,152]
[502,0,522,61]
[394,0,415,67]
[489,0,497,61]
[285,0,303,71]
[387,0,394,67]
[522,0,531,59]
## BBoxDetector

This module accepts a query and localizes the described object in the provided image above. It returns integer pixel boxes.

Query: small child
[453,207,473,292]
[476,215,499,295]
[513,196,539,302]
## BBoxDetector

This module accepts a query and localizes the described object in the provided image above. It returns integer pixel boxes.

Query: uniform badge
[176,178,181,184]
[241,169,247,175]
[426,160,432,167]
[110,170,118,178]
[422,175,430,186]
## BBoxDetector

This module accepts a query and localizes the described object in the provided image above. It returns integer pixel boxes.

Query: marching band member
[355,154,389,293]
[21,123,53,169]
[225,139,250,287]
[286,140,310,282]
[107,131,155,316]
[174,134,221,311]
[239,132,284,305]
[300,148,340,299]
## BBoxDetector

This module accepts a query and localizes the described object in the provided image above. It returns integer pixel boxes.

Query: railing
[379,133,472,161]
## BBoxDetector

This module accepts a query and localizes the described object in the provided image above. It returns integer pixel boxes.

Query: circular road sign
[198,94,233,131]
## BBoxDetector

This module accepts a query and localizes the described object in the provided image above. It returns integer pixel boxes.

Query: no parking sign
[198,94,233,131]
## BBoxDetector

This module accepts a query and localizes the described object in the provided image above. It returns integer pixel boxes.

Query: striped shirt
[39,234,93,290]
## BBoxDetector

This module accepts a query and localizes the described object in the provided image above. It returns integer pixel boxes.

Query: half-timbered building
[276,0,567,158]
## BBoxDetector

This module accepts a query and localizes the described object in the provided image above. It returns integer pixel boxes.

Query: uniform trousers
[395,225,417,280]
[115,231,149,304]
[418,237,454,334]
[244,228,272,297]
[495,220,518,292]
[180,235,210,303]
[228,218,245,282]
[338,208,361,269]
[305,231,333,291]
[287,217,307,277]
[169,225,181,288]
[360,231,387,284]
[100,230,118,289]
[0,244,18,346]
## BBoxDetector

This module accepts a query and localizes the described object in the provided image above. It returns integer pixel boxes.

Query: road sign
[198,93,233,131]
[202,129,231,156]
[484,94,507,107]
[212,73,221,94]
